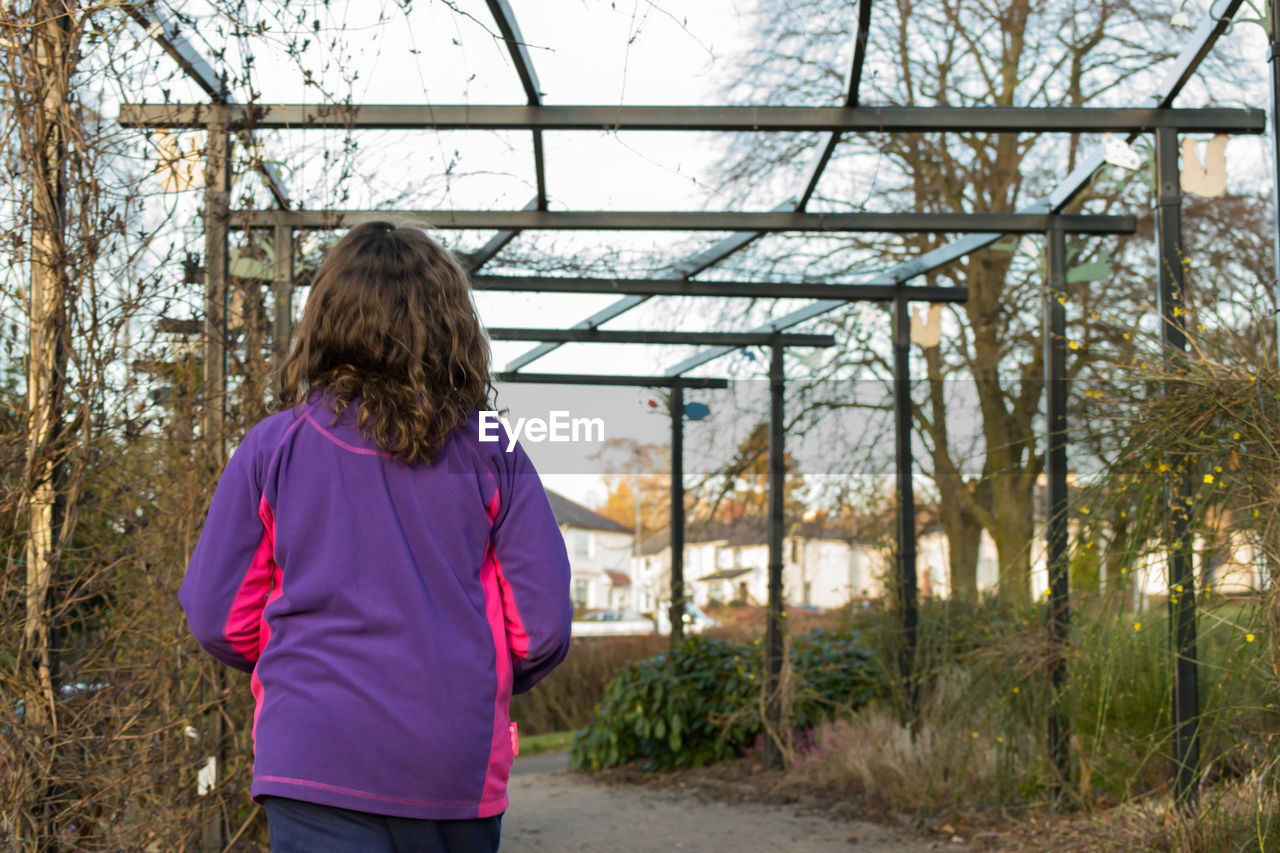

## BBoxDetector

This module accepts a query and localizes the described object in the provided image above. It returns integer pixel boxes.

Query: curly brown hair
[278,221,492,464]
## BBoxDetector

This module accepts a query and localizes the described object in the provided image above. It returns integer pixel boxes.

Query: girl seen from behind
[180,221,573,852]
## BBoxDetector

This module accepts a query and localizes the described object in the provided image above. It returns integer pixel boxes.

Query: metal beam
[503,2,879,373]
[461,196,539,272]
[123,5,222,99]
[474,275,969,301]
[484,0,547,211]
[123,3,291,208]
[493,372,728,389]
[120,103,1265,134]
[487,328,836,346]
[799,0,874,208]
[504,199,796,372]
[228,209,1137,234]
[665,9,1248,376]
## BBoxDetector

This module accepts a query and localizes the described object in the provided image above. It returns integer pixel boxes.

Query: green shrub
[510,634,668,735]
[569,629,885,772]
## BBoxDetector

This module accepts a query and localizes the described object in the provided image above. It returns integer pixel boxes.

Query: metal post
[1044,220,1071,793]
[1156,126,1200,809]
[272,224,294,367]
[669,385,685,646]
[892,293,919,721]
[200,109,230,853]
[763,345,787,770]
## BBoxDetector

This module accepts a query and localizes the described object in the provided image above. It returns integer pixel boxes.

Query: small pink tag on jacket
[509,721,519,756]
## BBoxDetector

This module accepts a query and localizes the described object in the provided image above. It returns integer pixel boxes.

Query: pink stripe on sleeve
[250,498,283,748]
[223,497,277,662]
[486,488,531,659]
[479,489,515,811]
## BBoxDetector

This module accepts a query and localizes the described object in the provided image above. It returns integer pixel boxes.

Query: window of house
[572,578,589,608]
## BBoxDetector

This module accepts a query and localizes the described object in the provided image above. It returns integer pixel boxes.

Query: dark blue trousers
[262,796,502,853]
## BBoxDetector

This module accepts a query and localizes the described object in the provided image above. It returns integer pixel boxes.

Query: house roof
[699,567,752,582]
[606,571,631,585]
[545,490,631,534]
[637,516,855,556]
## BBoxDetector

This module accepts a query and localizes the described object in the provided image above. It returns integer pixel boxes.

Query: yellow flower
[1247,633,1256,644]
[971,731,979,739]
[1233,432,1241,440]
[1134,622,1142,632]
[997,736,1005,744]
[1069,341,1080,351]
[1080,506,1090,515]
[1012,686,1020,694]
[1203,474,1214,484]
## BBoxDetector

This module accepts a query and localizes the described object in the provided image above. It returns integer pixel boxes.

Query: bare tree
[720,0,1265,603]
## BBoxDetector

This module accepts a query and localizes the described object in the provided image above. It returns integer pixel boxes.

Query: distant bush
[569,629,884,771]
[510,634,667,735]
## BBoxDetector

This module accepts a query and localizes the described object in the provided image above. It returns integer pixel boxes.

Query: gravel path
[503,752,938,852]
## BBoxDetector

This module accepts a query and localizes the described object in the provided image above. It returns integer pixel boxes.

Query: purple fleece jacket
[179,398,573,819]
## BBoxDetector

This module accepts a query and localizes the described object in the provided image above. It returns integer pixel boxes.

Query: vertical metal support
[532,131,548,210]
[272,224,294,367]
[669,385,685,646]
[1156,126,1200,809]
[200,110,230,853]
[892,293,919,721]
[763,345,787,770]
[1044,220,1071,793]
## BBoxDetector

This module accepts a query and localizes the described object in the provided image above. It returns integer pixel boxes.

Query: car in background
[570,608,656,637]
[655,602,720,636]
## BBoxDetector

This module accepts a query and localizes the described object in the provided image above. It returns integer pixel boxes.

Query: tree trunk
[922,340,986,604]
[943,499,984,605]
[990,474,1034,603]
[18,1,73,848]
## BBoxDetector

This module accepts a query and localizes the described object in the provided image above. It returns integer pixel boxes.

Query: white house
[545,490,635,611]
[633,517,886,612]
[626,499,1265,613]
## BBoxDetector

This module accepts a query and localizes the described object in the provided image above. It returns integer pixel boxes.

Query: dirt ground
[503,751,942,852]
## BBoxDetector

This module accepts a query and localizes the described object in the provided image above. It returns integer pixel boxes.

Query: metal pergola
[122,0,1269,830]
